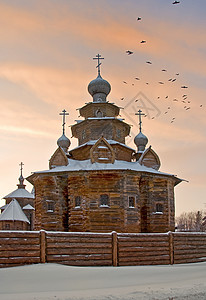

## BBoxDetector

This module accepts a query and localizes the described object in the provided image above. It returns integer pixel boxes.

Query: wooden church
[27,55,182,233]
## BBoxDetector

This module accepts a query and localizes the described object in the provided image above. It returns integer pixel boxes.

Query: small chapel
[27,54,182,233]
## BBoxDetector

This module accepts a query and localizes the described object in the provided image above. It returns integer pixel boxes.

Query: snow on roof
[34,158,177,178]
[0,204,8,210]
[4,187,35,200]
[0,199,30,223]
[70,139,135,152]
[23,204,35,210]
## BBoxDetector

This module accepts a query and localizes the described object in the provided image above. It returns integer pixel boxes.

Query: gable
[49,147,68,169]
[90,137,115,164]
[139,146,161,170]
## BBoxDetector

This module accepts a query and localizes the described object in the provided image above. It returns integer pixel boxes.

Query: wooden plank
[118,241,169,248]
[47,232,111,238]
[46,236,111,244]
[112,231,118,267]
[118,236,168,242]
[47,248,112,255]
[119,246,168,252]
[0,231,40,238]
[119,260,169,266]
[40,230,46,263]
[0,257,40,264]
[0,244,40,251]
[174,253,206,260]
[47,242,112,249]
[0,250,40,258]
[0,238,40,245]
[47,253,112,262]
[174,257,206,264]
[119,250,169,258]
[174,249,206,255]
[57,260,112,266]
[119,255,169,262]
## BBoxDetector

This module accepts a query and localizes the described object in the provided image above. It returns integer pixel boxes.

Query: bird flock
[121,0,204,125]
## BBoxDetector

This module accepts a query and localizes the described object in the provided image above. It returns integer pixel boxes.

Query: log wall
[0,231,205,268]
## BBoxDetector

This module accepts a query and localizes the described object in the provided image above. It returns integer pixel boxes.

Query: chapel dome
[88,74,111,102]
[57,134,71,152]
[134,131,148,152]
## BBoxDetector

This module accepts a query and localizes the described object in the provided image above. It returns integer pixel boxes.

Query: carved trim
[139,146,161,170]
[90,137,115,164]
[49,147,68,169]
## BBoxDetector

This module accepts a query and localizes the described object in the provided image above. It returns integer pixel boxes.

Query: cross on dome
[135,109,145,132]
[59,109,69,135]
[19,162,24,176]
[93,54,104,76]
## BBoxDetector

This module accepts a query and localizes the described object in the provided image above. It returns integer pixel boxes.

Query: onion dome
[57,134,71,152]
[88,74,111,102]
[134,131,148,152]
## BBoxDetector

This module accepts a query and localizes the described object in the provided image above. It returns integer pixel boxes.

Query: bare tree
[176,210,205,232]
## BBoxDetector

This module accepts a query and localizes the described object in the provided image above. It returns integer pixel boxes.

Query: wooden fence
[0,230,206,268]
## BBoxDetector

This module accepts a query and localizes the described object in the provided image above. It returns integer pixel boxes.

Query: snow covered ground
[0,262,206,300]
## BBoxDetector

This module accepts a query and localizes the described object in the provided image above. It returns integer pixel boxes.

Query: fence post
[112,231,118,267]
[40,230,47,263]
[168,231,174,265]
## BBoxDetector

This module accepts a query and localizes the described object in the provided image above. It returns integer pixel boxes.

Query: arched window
[156,203,163,213]
[75,196,81,207]
[100,194,109,207]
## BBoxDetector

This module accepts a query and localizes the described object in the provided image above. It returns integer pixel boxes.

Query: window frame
[100,194,110,207]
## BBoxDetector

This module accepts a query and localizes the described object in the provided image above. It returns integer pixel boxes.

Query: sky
[0,0,206,217]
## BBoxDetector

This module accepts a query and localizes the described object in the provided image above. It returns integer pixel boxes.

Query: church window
[156,203,163,213]
[5,223,10,230]
[100,194,109,207]
[128,196,135,208]
[96,109,103,118]
[47,201,54,212]
[75,196,81,207]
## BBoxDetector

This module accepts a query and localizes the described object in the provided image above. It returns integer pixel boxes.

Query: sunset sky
[0,0,206,217]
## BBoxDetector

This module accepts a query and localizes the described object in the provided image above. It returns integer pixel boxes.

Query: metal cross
[19,162,24,176]
[135,109,145,132]
[59,109,69,135]
[93,54,104,76]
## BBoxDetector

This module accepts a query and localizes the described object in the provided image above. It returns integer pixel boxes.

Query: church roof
[0,199,30,223]
[4,187,35,200]
[70,139,135,152]
[23,204,35,210]
[28,158,182,185]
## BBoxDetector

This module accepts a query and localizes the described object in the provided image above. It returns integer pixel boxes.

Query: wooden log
[57,260,111,266]
[0,238,40,245]
[0,257,40,264]
[118,241,169,248]
[119,255,169,263]
[168,231,174,265]
[47,242,112,249]
[118,250,169,258]
[46,236,112,244]
[47,232,111,238]
[40,230,46,263]
[0,250,40,258]
[47,253,112,262]
[112,231,118,267]
[119,260,169,266]
[47,247,112,255]
[0,244,40,251]
[119,246,168,252]
[0,231,39,238]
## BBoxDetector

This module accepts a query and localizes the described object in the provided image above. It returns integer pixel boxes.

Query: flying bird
[126,50,133,55]
[173,1,180,4]
[181,86,188,88]
[135,77,140,80]
[162,69,167,72]
[168,78,172,81]
[173,99,178,101]
[123,81,127,84]
[158,81,164,84]
[172,79,176,82]
[137,17,141,21]
[146,61,152,64]
[140,40,146,43]
[120,98,124,101]
[176,73,179,76]
[200,105,203,107]
[165,96,168,99]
